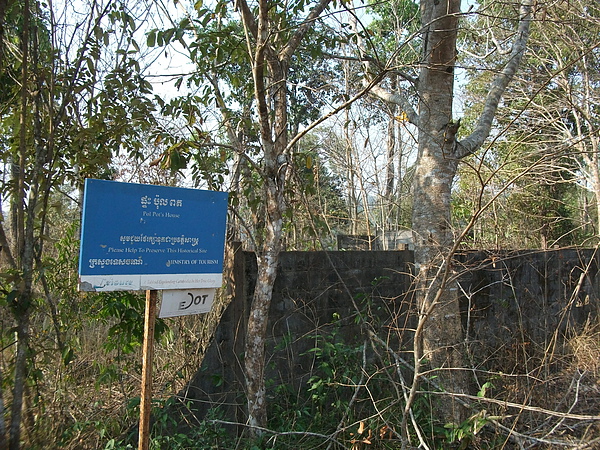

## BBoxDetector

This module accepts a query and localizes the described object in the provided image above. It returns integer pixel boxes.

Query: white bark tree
[368,0,533,423]
[234,0,335,431]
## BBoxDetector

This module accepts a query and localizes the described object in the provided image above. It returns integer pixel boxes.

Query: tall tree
[0,0,158,445]
[365,0,532,424]
[147,0,400,432]
[150,0,358,432]
[233,0,340,431]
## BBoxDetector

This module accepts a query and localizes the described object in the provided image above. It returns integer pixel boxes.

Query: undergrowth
[3,229,600,449]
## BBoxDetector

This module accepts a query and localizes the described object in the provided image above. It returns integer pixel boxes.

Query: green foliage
[265,331,365,446]
[265,302,401,447]
[149,402,230,450]
[0,0,171,435]
[145,0,356,250]
[452,148,585,248]
[367,0,420,60]
[438,382,498,448]
[104,403,231,450]
[305,332,362,414]
[442,409,502,449]
[258,293,513,449]
[4,0,599,447]
[87,291,169,355]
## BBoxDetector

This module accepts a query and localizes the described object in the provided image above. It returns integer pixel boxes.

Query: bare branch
[457,0,533,158]
[423,391,600,422]
[285,70,387,154]
[282,0,333,61]
[367,84,419,125]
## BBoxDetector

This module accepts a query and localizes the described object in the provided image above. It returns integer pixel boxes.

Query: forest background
[0,0,599,448]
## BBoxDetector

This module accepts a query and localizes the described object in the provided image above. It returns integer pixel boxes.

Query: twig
[419,391,600,421]
[572,436,600,449]
[369,329,600,448]
[206,419,347,447]
[368,329,430,450]
[326,340,368,450]
[543,369,585,439]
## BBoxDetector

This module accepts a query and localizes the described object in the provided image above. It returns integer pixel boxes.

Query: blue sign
[78,179,228,291]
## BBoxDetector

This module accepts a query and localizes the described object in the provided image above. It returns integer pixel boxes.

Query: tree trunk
[10,0,31,445]
[244,179,284,429]
[236,0,332,433]
[409,0,471,425]
[404,0,531,425]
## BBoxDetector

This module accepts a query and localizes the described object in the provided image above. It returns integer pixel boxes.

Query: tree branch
[282,0,333,61]
[423,390,600,422]
[367,84,419,125]
[0,221,16,270]
[285,70,387,153]
[457,0,533,159]
[234,0,257,38]
[239,0,272,145]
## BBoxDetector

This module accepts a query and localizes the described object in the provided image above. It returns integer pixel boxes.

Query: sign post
[139,290,157,450]
[77,179,228,450]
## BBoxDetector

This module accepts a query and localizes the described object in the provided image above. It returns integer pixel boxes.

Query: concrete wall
[175,247,600,425]
[456,249,599,370]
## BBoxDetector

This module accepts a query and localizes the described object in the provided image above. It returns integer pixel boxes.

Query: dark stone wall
[456,249,599,370]
[176,248,600,425]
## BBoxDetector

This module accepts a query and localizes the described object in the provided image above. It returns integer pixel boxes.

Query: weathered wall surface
[175,248,599,425]
[456,249,599,370]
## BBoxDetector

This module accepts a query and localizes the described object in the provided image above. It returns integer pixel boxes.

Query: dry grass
[569,320,600,377]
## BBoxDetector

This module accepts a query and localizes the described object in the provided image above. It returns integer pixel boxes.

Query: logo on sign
[179,292,210,311]
[159,288,216,318]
